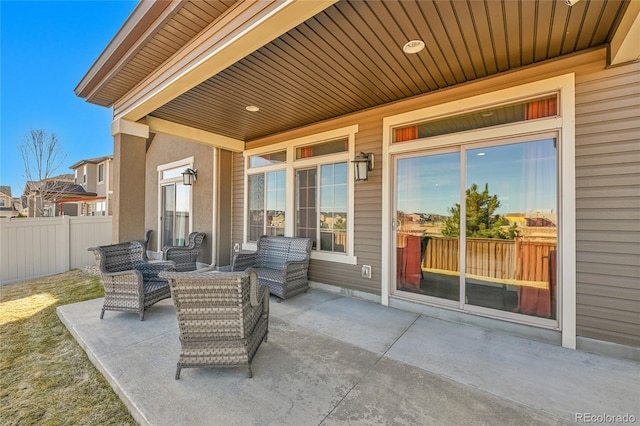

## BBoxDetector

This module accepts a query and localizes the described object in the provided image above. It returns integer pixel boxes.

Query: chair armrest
[100,269,143,281]
[134,260,176,280]
[283,259,310,273]
[247,268,269,314]
[99,269,144,293]
[163,245,196,257]
[231,252,258,271]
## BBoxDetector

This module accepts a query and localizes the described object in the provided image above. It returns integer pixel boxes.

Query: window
[394,95,558,143]
[95,201,106,216]
[296,163,348,253]
[244,125,358,263]
[247,171,286,241]
[0,199,5,207]
[83,165,87,184]
[98,163,104,183]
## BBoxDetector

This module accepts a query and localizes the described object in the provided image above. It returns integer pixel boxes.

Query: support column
[111,119,149,243]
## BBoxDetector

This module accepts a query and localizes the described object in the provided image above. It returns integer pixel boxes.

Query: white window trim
[381,73,576,349]
[243,125,359,265]
[157,156,194,252]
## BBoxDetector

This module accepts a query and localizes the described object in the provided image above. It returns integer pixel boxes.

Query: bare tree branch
[19,129,68,216]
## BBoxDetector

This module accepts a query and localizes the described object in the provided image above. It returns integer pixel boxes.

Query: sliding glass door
[393,137,558,321]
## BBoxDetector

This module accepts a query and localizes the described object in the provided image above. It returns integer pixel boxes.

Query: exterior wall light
[182,168,197,186]
[352,152,374,182]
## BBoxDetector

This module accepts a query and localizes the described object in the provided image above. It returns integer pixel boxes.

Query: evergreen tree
[442,183,516,239]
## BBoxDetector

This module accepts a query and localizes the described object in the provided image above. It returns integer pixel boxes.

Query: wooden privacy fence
[0,216,112,284]
[397,233,556,285]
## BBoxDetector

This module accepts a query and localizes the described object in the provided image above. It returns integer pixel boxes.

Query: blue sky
[1,0,137,195]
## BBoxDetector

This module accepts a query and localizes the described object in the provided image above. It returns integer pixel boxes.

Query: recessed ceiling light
[403,40,425,54]
[245,105,259,112]
[481,111,494,117]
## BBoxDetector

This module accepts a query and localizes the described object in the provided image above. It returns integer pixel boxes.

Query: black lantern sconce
[182,168,197,186]
[352,152,374,182]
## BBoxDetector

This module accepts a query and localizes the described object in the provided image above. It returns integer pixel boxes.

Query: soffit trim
[113,0,337,122]
[75,0,179,100]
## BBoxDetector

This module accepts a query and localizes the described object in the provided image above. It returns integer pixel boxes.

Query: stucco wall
[144,133,214,265]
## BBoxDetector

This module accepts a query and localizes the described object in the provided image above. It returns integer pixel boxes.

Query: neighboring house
[75,1,639,359]
[23,174,98,217]
[68,155,113,216]
[0,186,19,218]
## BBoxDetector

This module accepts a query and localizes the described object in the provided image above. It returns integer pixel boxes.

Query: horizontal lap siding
[231,152,245,250]
[234,49,639,348]
[575,61,640,347]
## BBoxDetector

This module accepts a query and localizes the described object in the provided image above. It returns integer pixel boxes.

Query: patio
[58,287,639,426]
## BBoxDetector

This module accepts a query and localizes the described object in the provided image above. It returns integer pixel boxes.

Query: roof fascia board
[113,0,337,122]
[610,0,640,65]
[75,0,181,100]
[145,116,245,152]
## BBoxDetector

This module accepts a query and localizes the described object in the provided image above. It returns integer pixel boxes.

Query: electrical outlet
[361,265,372,279]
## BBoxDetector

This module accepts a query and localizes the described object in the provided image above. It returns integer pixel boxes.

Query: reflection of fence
[397,233,555,284]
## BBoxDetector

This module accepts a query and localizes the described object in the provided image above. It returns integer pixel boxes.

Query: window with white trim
[244,126,358,264]
[98,163,104,183]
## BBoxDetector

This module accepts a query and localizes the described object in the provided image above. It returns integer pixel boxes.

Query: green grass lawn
[0,270,136,425]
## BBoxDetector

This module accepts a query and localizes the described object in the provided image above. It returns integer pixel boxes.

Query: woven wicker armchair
[162,232,205,271]
[88,241,176,320]
[232,235,312,301]
[159,269,269,379]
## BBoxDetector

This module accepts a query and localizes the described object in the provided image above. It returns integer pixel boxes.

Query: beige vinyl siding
[575,61,640,347]
[231,151,245,250]
[236,48,639,347]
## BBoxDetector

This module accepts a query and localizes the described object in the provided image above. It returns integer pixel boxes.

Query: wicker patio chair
[162,231,205,271]
[88,241,176,320]
[232,235,312,301]
[159,269,269,379]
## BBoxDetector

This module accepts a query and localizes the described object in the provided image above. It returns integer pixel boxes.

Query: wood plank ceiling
[91,0,237,106]
[137,0,627,142]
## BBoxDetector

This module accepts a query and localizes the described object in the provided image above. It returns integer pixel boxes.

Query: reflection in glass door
[161,183,191,247]
[395,151,460,302]
[464,139,557,319]
[393,138,558,321]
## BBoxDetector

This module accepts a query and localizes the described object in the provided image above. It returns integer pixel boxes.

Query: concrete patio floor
[57,288,639,426]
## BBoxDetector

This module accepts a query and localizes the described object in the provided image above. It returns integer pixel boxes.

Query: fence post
[63,215,71,273]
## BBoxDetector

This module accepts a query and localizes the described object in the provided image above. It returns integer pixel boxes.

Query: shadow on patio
[58,288,638,426]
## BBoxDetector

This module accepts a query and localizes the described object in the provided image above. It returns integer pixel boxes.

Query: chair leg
[175,366,181,380]
[140,310,145,321]
[100,308,105,319]
[246,365,253,378]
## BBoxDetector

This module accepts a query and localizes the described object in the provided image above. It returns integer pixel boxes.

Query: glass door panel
[162,185,175,248]
[174,184,191,245]
[395,152,460,301]
[464,139,557,319]
[161,183,191,247]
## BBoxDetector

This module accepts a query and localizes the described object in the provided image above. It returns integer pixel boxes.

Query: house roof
[76,0,640,143]
[0,186,11,197]
[68,155,113,170]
